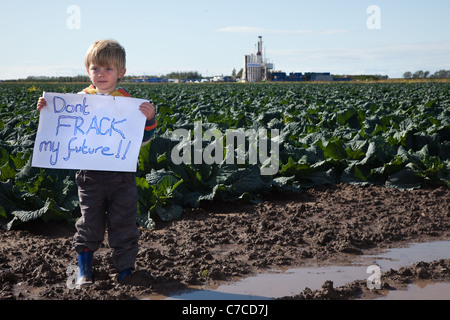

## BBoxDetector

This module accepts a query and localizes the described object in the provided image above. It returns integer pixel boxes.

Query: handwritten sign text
[32,92,147,172]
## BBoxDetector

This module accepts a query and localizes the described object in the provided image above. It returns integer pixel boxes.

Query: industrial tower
[242,36,273,82]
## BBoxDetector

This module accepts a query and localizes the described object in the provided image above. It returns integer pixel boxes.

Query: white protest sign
[32,92,147,172]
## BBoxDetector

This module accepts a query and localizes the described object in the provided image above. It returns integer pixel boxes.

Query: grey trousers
[73,170,140,272]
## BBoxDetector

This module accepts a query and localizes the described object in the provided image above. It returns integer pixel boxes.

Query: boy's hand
[37,97,47,111]
[139,102,155,120]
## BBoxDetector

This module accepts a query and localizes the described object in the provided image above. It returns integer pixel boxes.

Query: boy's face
[87,63,126,94]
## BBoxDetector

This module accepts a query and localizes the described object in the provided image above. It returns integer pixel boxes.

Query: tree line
[403,70,450,79]
[6,71,205,83]
[7,75,91,83]
[5,69,450,83]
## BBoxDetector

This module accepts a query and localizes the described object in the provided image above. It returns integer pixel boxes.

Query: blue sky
[1,0,449,80]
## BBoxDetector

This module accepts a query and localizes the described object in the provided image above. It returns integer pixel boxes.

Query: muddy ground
[0,183,449,300]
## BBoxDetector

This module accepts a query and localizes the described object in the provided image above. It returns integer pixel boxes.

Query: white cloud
[270,41,450,63]
[317,29,348,36]
[216,26,348,36]
[0,65,85,80]
[216,26,267,34]
[267,41,450,77]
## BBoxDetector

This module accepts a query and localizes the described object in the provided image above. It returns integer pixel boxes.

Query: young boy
[37,39,157,287]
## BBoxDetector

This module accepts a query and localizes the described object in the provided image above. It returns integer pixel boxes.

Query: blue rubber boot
[117,268,132,282]
[76,249,93,288]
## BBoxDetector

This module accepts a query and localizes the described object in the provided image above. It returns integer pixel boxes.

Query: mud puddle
[143,240,450,300]
[375,280,450,300]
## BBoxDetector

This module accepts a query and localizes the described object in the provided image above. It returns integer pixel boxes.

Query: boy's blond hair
[85,40,126,75]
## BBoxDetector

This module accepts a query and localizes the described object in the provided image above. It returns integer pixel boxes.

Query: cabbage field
[0,82,449,230]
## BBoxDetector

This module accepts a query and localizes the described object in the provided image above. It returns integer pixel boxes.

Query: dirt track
[0,183,449,300]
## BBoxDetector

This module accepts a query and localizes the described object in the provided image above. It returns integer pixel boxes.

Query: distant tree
[413,70,424,79]
[405,69,450,79]
[432,70,450,79]
[165,71,202,80]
